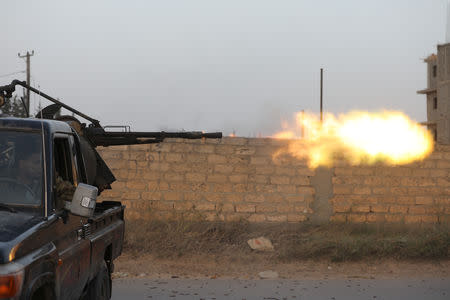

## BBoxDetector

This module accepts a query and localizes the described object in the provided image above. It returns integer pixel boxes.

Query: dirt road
[112,277,449,299]
[111,254,449,299]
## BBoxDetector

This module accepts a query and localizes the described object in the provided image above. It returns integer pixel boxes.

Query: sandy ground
[113,252,450,280]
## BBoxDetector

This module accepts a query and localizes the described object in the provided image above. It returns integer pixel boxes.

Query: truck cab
[0,117,125,300]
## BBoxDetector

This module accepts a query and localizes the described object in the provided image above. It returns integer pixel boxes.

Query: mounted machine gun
[0,80,222,193]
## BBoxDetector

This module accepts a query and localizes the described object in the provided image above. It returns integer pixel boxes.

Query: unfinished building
[418,43,450,144]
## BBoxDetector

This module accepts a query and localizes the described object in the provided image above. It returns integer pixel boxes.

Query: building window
[433,97,438,109]
[433,65,437,77]
[434,129,437,142]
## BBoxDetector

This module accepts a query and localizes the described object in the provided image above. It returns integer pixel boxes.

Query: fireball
[273,111,434,168]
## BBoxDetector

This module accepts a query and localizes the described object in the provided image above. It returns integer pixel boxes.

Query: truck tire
[31,284,55,300]
[85,260,111,300]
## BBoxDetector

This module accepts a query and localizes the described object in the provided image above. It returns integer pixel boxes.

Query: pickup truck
[0,117,125,300]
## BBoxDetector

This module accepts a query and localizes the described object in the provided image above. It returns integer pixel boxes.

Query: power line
[0,70,26,78]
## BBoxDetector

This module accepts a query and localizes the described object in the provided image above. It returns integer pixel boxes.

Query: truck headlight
[0,263,24,299]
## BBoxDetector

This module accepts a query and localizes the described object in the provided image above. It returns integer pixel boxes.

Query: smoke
[447,0,450,43]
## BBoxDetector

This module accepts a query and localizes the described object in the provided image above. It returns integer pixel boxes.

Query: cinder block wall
[97,137,315,222]
[97,138,450,224]
[330,144,450,224]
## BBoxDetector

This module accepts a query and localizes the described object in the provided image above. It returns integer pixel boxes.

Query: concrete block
[207,154,227,164]
[141,191,162,201]
[255,166,275,175]
[185,173,207,182]
[236,204,256,213]
[233,183,254,193]
[408,206,427,214]
[244,194,265,203]
[366,214,385,223]
[164,173,184,182]
[190,183,209,192]
[370,205,389,213]
[385,214,404,223]
[415,196,434,205]
[195,203,216,211]
[169,182,191,191]
[285,194,305,203]
[267,215,288,222]
[214,164,234,174]
[404,215,422,223]
[163,191,183,201]
[348,214,367,223]
[389,205,409,214]
[248,214,267,223]
[333,204,351,213]
[270,176,290,185]
[277,204,294,213]
[164,153,184,163]
[291,176,310,186]
[287,214,307,222]
[235,147,256,155]
[224,194,244,203]
[229,174,248,183]
[215,145,235,155]
[277,185,297,194]
[256,204,277,213]
[186,153,207,163]
[352,205,371,213]
[184,192,203,201]
[212,183,233,193]
[222,137,248,145]
[297,187,315,195]
[126,181,147,191]
[330,214,347,222]
[171,143,194,153]
[333,185,353,194]
[204,193,222,202]
[437,178,450,187]
[193,144,215,154]
[250,157,271,165]
[353,187,371,195]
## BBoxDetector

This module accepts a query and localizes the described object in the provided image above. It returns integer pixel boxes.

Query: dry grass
[124,217,450,262]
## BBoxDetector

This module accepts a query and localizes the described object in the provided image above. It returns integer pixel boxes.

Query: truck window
[0,131,43,206]
[53,137,76,210]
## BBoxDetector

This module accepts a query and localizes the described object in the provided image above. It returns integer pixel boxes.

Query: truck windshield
[0,131,43,206]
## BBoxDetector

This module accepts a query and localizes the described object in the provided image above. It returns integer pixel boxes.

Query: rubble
[247,237,274,251]
[258,270,279,279]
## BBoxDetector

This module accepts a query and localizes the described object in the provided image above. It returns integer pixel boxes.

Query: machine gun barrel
[84,129,222,147]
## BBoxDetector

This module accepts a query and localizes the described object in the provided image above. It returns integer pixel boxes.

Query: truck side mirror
[67,183,98,218]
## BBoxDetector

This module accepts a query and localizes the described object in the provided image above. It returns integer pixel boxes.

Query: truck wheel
[31,284,55,300]
[86,260,111,300]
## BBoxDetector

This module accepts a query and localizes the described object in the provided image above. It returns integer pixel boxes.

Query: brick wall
[97,137,315,223]
[330,144,450,224]
[97,138,450,224]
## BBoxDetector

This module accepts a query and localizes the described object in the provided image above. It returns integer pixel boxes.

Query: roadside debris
[258,270,279,279]
[247,237,274,251]
[112,272,129,279]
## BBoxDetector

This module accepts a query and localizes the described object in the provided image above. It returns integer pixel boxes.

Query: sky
[1,0,448,136]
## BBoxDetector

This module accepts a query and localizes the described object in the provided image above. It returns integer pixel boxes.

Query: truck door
[53,134,91,300]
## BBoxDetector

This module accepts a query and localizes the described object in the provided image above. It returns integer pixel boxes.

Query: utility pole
[18,50,34,117]
[320,68,323,123]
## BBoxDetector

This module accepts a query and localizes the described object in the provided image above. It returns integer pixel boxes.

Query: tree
[0,95,27,117]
